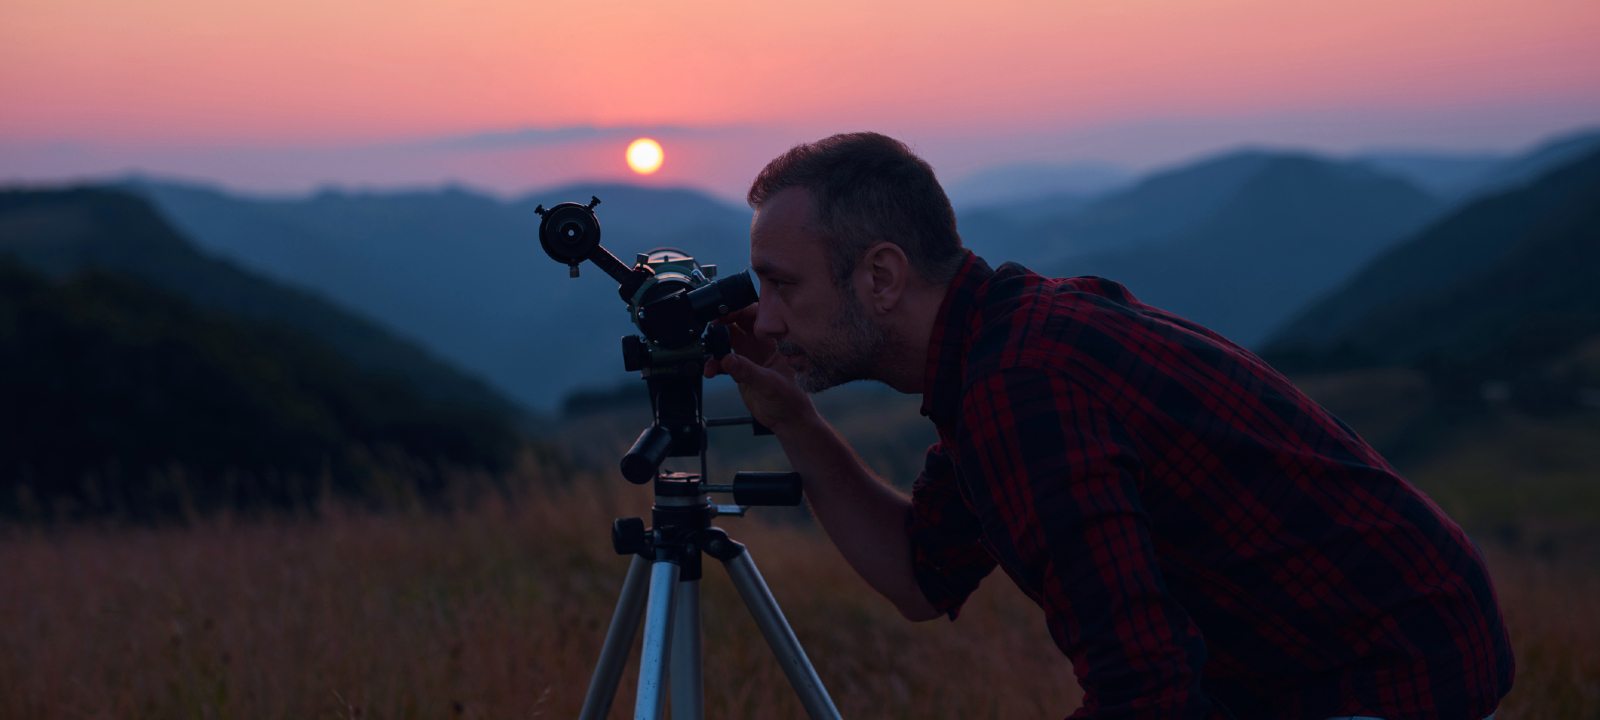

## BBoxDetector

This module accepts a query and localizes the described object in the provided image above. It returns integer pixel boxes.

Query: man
[704,132,1512,720]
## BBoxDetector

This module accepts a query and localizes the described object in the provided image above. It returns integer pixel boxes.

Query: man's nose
[752,301,784,340]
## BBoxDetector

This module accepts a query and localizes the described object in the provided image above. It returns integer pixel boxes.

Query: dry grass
[1482,547,1600,719]
[0,474,1075,719]
[1,472,1596,719]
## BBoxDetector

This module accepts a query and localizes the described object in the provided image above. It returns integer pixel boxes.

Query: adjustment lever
[703,471,803,507]
[704,416,775,436]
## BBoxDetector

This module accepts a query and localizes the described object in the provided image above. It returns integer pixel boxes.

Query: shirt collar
[921,251,994,425]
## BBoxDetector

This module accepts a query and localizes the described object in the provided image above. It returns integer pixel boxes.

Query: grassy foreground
[1,472,1595,719]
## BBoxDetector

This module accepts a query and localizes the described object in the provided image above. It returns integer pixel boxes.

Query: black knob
[612,518,648,556]
[622,335,649,372]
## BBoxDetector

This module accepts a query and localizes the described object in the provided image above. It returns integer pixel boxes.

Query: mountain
[0,187,513,416]
[0,255,523,522]
[1355,126,1600,203]
[956,151,1280,270]
[128,180,754,412]
[1262,147,1600,375]
[943,161,1131,209]
[1471,127,1600,199]
[1053,154,1441,347]
[1355,152,1504,201]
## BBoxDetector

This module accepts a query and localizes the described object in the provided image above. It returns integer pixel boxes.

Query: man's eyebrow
[751,260,783,277]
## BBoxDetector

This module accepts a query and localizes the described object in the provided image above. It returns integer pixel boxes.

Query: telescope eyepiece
[687,270,757,323]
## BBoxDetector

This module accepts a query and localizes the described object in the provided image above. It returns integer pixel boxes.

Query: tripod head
[536,196,800,508]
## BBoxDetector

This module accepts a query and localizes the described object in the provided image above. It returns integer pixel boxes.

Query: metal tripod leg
[723,551,844,720]
[635,559,681,720]
[579,555,652,720]
[670,580,704,720]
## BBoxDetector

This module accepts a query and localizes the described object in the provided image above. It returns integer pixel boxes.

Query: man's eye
[767,279,783,291]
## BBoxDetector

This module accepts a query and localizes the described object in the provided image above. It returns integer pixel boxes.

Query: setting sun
[626,138,664,175]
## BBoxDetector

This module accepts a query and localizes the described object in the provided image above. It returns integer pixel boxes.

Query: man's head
[746,133,965,393]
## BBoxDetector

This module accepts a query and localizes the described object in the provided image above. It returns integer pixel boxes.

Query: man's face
[749,187,888,393]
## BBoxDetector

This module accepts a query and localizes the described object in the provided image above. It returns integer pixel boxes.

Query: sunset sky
[3,0,1597,198]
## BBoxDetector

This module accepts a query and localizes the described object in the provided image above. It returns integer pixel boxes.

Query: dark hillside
[0,187,514,415]
[1059,155,1440,347]
[1263,147,1600,373]
[0,259,523,522]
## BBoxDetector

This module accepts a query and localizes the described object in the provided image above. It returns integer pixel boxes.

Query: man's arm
[708,350,941,621]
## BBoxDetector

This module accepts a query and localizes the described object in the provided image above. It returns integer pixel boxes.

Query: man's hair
[747,132,965,288]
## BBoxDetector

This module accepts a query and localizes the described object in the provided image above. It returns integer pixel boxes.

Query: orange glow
[0,0,1596,144]
[626,138,664,175]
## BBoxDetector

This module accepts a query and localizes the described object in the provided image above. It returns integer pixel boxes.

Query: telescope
[536,196,843,720]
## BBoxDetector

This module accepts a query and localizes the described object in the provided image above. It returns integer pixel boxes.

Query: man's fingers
[719,352,753,383]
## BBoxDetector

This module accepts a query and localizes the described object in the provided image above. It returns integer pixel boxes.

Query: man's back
[910,255,1513,719]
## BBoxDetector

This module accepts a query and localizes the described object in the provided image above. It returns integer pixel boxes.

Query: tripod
[528,202,838,718]
[576,471,844,720]
[576,365,843,720]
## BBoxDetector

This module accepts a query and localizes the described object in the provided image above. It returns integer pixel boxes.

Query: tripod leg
[723,551,844,720]
[579,555,652,720]
[635,559,681,720]
[670,580,704,720]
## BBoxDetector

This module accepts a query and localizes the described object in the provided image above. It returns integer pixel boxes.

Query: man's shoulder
[965,262,1148,365]
[962,260,1258,395]
[977,262,1142,319]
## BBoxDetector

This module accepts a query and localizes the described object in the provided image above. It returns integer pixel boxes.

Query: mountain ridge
[1051,153,1440,347]
[1262,147,1600,373]
[0,187,516,416]
[129,179,754,411]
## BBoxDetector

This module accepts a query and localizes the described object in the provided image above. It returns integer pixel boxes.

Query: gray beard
[776,293,889,394]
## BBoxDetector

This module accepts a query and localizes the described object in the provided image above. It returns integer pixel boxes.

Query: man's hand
[700,305,939,622]
[703,303,817,432]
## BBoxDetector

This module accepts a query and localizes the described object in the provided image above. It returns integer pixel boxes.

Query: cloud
[408,125,749,152]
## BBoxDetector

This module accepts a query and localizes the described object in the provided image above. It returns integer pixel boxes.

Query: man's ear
[859,242,910,314]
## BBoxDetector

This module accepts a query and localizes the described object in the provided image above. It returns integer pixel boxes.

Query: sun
[626,138,664,175]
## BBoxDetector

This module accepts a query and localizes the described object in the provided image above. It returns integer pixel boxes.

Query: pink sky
[2,0,1598,197]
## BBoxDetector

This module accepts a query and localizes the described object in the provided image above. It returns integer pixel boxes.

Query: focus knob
[705,324,731,359]
[612,518,649,556]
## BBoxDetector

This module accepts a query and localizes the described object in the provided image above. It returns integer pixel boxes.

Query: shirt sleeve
[958,367,1218,720]
[905,441,998,620]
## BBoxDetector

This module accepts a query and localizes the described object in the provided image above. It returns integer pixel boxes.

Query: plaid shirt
[906,253,1512,720]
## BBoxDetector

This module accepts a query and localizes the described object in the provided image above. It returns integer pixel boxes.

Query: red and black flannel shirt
[906,253,1513,720]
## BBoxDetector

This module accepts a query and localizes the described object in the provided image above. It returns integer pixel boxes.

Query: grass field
[2,465,1596,719]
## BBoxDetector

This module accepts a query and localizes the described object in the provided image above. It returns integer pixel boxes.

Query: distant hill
[1262,147,1600,374]
[956,151,1279,270]
[1055,154,1441,347]
[1355,127,1600,203]
[0,187,514,416]
[943,161,1131,209]
[1470,128,1600,199]
[1356,152,1504,200]
[129,180,754,412]
[0,257,523,522]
